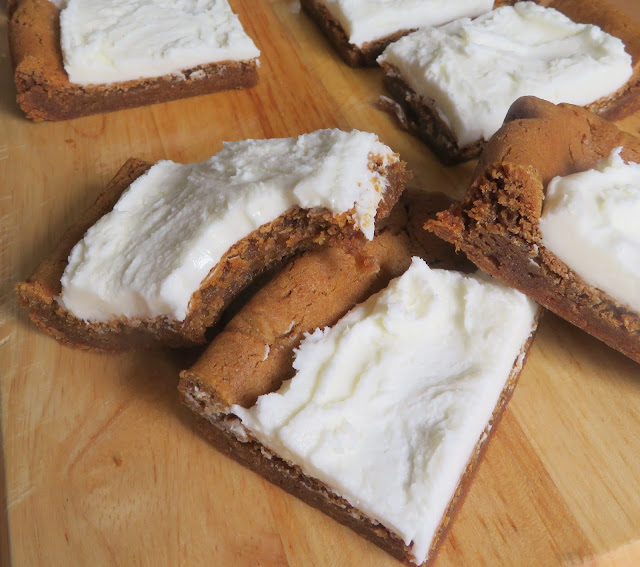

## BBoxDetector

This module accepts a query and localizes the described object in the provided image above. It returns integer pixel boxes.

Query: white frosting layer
[233,258,538,565]
[58,0,260,85]
[378,2,632,147]
[540,147,640,313]
[321,0,493,47]
[60,130,397,322]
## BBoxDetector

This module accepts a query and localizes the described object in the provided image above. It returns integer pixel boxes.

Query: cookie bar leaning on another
[179,191,541,566]
[9,0,260,121]
[378,0,640,164]
[16,129,409,351]
[427,96,640,364]
[301,0,516,67]
[179,190,474,410]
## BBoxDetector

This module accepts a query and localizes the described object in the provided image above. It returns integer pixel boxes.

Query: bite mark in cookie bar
[179,194,539,567]
[16,130,409,351]
[301,0,512,67]
[378,1,639,164]
[427,96,640,364]
[9,0,260,121]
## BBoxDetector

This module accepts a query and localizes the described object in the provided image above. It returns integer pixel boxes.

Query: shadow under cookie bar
[16,157,409,351]
[378,0,640,165]
[9,0,259,122]
[427,96,640,364]
[301,0,518,68]
[178,192,537,566]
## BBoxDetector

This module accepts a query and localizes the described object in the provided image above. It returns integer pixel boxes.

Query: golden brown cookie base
[379,0,640,163]
[9,0,259,122]
[16,156,409,351]
[178,193,540,565]
[428,96,640,364]
[301,0,518,68]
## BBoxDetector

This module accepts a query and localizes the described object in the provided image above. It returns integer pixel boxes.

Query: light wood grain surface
[2,1,640,566]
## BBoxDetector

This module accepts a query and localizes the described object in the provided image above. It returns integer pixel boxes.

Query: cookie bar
[9,0,260,121]
[427,96,640,364]
[378,0,640,164]
[16,130,409,351]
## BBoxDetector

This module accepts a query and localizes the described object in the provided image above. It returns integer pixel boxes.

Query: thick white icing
[233,258,538,564]
[321,0,493,47]
[59,130,397,322]
[57,0,260,85]
[540,147,640,313]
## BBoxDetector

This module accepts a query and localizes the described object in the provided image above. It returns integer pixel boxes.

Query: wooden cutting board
[2,1,640,566]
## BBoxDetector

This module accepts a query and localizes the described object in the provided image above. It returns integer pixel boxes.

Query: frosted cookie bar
[9,0,260,121]
[179,193,539,566]
[16,129,409,351]
[378,0,640,164]
[427,96,640,364]
[300,0,514,67]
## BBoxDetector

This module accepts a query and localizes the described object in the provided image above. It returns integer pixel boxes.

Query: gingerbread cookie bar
[427,96,640,364]
[9,0,260,121]
[179,192,540,566]
[17,129,409,351]
[378,0,640,164]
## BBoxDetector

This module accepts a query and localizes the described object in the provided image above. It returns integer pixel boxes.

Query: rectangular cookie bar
[427,96,640,364]
[16,130,409,351]
[179,192,540,566]
[378,0,640,164]
[9,0,260,121]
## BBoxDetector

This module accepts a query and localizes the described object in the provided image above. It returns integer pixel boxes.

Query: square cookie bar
[9,0,260,121]
[428,96,640,364]
[378,0,640,164]
[179,191,541,567]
